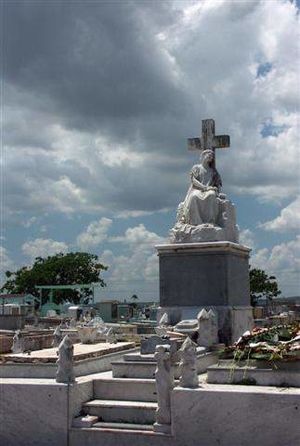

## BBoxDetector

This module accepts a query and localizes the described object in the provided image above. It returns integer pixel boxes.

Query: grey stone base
[154,422,172,434]
[157,305,253,345]
[156,242,251,307]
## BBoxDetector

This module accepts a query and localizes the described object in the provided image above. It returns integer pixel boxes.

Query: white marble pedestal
[156,241,253,344]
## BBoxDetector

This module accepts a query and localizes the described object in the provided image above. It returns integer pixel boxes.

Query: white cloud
[0,246,16,287]
[22,238,68,261]
[3,0,300,221]
[239,228,256,249]
[0,246,15,273]
[109,223,165,247]
[99,225,165,297]
[2,1,300,299]
[22,216,37,228]
[260,196,300,232]
[76,217,112,249]
[251,236,300,296]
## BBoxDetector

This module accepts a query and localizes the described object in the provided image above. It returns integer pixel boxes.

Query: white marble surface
[171,384,300,446]
[0,346,139,379]
[170,149,239,244]
[197,309,218,347]
[0,380,69,446]
[156,241,250,254]
[154,345,174,426]
[178,337,198,388]
[0,377,94,446]
[158,306,254,344]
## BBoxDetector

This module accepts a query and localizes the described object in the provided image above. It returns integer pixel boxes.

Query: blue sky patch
[260,121,288,138]
[256,62,272,78]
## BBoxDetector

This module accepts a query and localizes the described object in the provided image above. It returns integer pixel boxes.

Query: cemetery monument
[156,119,253,343]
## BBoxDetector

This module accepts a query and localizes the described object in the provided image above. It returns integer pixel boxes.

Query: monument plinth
[157,119,253,344]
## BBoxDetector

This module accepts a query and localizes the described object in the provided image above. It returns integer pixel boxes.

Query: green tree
[249,267,281,307]
[1,252,107,305]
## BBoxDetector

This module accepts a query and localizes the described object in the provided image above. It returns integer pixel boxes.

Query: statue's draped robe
[183,164,222,225]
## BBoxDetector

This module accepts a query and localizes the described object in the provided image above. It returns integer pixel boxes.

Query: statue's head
[201,149,214,166]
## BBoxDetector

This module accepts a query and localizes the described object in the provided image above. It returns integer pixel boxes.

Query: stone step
[83,399,157,424]
[93,421,154,431]
[111,360,156,379]
[111,352,218,379]
[123,353,157,362]
[69,426,173,446]
[112,351,217,379]
[94,377,157,402]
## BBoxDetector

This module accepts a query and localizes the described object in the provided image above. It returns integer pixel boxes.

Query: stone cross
[188,119,230,166]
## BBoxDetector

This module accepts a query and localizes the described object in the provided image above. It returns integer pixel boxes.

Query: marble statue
[154,344,174,433]
[170,119,239,243]
[179,337,199,388]
[12,330,25,354]
[56,335,75,384]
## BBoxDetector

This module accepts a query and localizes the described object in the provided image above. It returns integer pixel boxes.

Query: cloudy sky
[1,0,299,301]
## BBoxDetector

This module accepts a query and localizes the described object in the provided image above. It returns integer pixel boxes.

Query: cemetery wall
[0,379,93,446]
[171,386,300,446]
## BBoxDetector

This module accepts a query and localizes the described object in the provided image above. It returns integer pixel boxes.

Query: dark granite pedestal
[156,241,253,344]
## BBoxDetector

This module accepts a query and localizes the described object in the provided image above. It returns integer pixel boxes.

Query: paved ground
[3,342,135,363]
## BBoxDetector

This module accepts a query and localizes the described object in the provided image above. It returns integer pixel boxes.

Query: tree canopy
[1,252,107,305]
[249,267,281,307]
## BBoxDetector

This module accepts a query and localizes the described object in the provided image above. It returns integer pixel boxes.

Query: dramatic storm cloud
[1,0,299,297]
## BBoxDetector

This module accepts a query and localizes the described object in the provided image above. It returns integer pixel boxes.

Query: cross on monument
[188,119,230,166]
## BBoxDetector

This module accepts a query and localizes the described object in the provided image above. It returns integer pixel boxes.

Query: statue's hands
[207,186,218,192]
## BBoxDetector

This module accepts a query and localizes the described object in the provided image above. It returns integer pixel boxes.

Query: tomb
[157,119,253,344]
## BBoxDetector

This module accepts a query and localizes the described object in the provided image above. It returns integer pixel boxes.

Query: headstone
[52,325,63,347]
[33,313,39,327]
[77,326,98,344]
[179,337,199,388]
[56,335,75,384]
[69,318,77,328]
[197,309,218,347]
[106,327,117,344]
[159,313,168,325]
[140,335,179,356]
[174,319,198,335]
[154,345,174,434]
[12,330,25,354]
[155,312,169,337]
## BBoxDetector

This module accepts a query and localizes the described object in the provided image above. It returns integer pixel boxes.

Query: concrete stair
[112,360,156,379]
[70,348,218,445]
[83,399,157,424]
[69,426,173,446]
[94,377,157,402]
[93,421,154,431]
[112,349,217,379]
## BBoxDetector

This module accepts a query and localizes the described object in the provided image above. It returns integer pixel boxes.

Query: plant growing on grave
[1,252,107,305]
[220,324,300,363]
[249,267,281,307]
